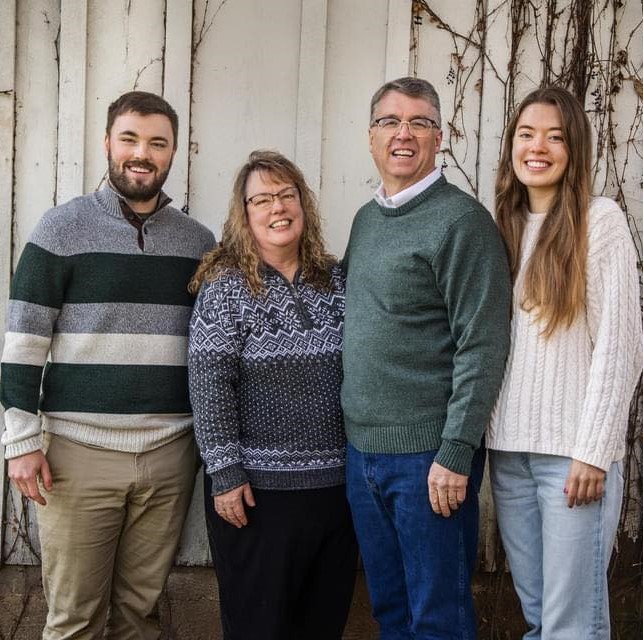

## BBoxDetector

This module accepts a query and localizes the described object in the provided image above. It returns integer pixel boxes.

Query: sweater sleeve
[572,199,643,471]
[188,275,250,495]
[432,208,512,475]
[1,216,68,459]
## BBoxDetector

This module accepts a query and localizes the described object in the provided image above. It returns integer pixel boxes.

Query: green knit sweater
[342,176,511,475]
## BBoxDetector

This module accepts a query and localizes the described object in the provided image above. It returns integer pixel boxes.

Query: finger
[231,502,248,526]
[437,492,451,518]
[243,484,256,507]
[455,486,467,505]
[595,477,605,502]
[41,460,53,491]
[575,480,588,507]
[565,478,578,508]
[25,479,46,506]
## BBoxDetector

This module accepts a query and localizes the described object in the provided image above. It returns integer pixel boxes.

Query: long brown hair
[189,150,335,296]
[495,86,592,337]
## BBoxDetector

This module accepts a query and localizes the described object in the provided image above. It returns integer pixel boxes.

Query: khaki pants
[37,431,198,640]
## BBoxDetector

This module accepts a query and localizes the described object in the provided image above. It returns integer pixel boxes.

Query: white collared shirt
[373,167,442,208]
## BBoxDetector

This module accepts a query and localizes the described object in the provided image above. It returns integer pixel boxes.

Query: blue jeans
[346,443,485,640]
[490,451,623,640]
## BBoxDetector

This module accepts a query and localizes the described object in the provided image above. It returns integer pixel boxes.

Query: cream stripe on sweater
[487,197,643,471]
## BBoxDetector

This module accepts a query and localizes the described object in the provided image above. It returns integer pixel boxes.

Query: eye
[409,119,431,132]
[549,135,564,143]
[120,136,136,144]
[249,195,272,208]
[379,118,401,129]
[151,141,168,149]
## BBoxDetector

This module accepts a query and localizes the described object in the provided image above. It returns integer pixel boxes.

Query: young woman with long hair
[488,86,643,639]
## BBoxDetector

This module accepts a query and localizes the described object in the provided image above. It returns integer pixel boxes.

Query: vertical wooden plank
[162,0,194,211]
[0,0,17,565]
[4,0,60,565]
[385,0,412,80]
[56,0,88,204]
[295,0,328,193]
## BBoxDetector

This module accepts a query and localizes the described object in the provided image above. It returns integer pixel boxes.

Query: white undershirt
[374,167,442,208]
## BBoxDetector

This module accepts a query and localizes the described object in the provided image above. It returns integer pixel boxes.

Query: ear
[434,128,443,153]
[103,134,110,158]
[368,127,375,154]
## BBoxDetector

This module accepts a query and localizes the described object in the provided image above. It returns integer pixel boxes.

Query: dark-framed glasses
[371,117,439,137]
[245,186,299,210]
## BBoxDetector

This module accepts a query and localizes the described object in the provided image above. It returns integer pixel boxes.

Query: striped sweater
[487,197,643,471]
[1,186,215,458]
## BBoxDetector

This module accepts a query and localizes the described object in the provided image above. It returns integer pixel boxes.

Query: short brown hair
[106,91,178,149]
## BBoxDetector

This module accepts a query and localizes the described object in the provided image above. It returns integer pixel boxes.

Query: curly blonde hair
[189,150,335,296]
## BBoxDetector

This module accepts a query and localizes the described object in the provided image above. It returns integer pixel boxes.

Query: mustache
[124,160,157,171]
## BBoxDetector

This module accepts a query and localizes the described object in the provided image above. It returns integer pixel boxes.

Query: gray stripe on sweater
[57,303,193,335]
[7,301,58,337]
[29,188,214,259]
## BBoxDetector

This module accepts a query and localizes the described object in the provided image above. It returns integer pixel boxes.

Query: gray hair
[369,77,441,128]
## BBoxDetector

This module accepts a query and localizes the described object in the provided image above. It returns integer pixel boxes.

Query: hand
[8,451,53,506]
[428,462,468,517]
[213,483,255,528]
[564,459,606,508]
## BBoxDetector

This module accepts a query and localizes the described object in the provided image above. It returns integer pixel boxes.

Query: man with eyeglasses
[341,76,512,638]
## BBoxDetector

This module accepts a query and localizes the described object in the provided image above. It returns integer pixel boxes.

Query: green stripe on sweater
[12,244,199,307]
[41,363,191,414]
[0,363,43,413]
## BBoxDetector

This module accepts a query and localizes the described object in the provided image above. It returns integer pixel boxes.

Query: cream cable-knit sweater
[488,197,643,471]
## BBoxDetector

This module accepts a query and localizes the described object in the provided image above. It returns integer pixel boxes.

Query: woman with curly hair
[488,86,643,639]
[188,150,357,640]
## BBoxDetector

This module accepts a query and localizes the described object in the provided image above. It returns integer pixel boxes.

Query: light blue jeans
[489,451,623,640]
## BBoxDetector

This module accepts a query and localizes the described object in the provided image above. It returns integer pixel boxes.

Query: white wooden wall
[1,0,642,566]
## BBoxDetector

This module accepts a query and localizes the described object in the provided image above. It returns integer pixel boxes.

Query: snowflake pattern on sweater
[188,265,346,495]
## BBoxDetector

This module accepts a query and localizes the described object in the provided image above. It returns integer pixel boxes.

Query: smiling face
[511,102,570,213]
[104,111,175,212]
[369,90,443,196]
[245,170,304,266]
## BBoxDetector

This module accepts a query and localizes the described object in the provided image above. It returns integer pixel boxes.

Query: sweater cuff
[209,462,249,496]
[434,440,475,476]
[3,434,44,460]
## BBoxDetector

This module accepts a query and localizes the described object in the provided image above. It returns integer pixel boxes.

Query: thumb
[243,484,256,507]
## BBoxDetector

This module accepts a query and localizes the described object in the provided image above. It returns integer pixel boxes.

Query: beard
[107,152,171,203]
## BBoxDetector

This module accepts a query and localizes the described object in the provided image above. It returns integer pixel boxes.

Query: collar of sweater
[95,183,172,220]
[374,175,447,217]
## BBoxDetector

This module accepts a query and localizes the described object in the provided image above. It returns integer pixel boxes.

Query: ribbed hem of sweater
[41,415,193,453]
[208,461,346,495]
[345,418,477,475]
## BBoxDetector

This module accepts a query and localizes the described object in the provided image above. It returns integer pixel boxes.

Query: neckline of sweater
[374,175,447,217]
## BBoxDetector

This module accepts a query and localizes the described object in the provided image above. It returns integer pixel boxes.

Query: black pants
[204,476,358,640]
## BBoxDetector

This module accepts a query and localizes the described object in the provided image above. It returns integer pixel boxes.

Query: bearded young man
[1,91,214,639]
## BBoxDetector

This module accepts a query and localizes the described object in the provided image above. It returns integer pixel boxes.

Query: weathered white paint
[295,0,328,192]
[56,0,88,204]
[162,0,194,210]
[2,0,642,567]
[385,0,412,81]
[0,0,17,564]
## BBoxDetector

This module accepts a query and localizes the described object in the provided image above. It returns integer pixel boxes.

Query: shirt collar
[373,167,442,209]
[106,180,172,217]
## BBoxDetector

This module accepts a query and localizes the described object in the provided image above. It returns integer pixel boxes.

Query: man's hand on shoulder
[427,462,468,518]
[8,450,53,506]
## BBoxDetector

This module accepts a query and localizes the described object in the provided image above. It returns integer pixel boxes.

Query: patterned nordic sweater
[487,197,643,471]
[0,186,215,458]
[188,265,346,495]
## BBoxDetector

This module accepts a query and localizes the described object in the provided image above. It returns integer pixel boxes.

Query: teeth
[129,166,151,173]
[270,220,290,229]
[526,161,549,168]
[393,150,413,157]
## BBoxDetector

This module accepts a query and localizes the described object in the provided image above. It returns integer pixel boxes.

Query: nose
[270,195,286,213]
[395,121,413,140]
[133,141,151,159]
[528,134,547,152]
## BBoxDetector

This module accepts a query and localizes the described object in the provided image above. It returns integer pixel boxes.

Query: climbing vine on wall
[412,1,643,636]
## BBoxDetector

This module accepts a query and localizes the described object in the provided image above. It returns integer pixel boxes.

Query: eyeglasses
[370,117,439,137]
[245,186,299,210]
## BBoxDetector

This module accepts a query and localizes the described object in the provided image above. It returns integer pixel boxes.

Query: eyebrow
[117,129,170,143]
[377,113,433,120]
[516,124,563,132]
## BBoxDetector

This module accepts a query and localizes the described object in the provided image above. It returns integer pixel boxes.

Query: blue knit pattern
[188,265,346,494]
